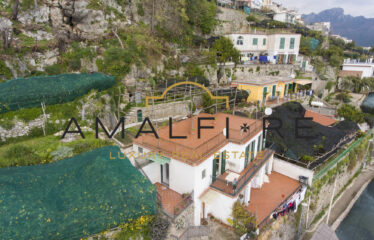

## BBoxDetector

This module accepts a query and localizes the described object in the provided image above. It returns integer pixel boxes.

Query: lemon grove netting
[0,73,115,113]
[0,146,156,240]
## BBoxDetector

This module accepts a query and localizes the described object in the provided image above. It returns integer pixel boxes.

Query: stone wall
[167,203,195,239]
[0,115,50,142]
[219,64,298,83]
[125,101,191,125]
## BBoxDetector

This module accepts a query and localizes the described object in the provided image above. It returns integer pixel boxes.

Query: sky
[277,0,374,18]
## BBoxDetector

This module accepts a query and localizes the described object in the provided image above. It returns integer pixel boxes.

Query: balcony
[155,183,193,218]
[210,147,274,197]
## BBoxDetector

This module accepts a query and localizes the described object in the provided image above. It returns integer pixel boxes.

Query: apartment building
[132,113,306,227]
[227,33,301,64]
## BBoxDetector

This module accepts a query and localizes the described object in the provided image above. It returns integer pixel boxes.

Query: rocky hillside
[303,8,374,46]
[0,0,218,85]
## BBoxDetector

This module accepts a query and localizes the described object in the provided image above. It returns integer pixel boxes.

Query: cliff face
[303,8,374,46]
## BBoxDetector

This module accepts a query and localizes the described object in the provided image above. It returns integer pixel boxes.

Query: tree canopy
[337,104,365,123]
[211,37,240,65]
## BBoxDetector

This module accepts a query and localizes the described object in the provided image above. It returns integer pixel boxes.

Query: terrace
[245,172,302,227]
[155,183,193,218]
[210,147,274,196]
[134,113,263,166]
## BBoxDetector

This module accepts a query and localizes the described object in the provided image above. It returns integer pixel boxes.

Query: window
[257,134,262,152]
[263,38,266,45]
[202,169,206,179]
[280,37,285,49]
[290,38,295,49]
[237,36,244,45]
[253,38,258,46]
[138,147,143,154]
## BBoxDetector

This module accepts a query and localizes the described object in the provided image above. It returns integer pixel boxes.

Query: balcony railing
[156,191,194,219]
[174,192,193,217]
[138,119,264,165]
[210,146,274,196]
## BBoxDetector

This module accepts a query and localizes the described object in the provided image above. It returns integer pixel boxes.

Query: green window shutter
[221,151,226,174]
[212,157,217,182]
[280,38,285,49]
[250,141,255,160]
[284,84,288,96]
[245,145,249,168]
[253,38,258,45]
[263,38,266,45]
[290,38,295,49]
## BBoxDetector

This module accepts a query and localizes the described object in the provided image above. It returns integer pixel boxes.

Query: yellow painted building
[234,78,298,104]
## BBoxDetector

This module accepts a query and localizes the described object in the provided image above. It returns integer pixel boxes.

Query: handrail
[211,146,274,196]
[173,191,194,217]
[257,184,302,228]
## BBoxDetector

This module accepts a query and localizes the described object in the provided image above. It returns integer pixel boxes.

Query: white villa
[132,113,308,227]
[226,33,301,64]
[340,58,374,79]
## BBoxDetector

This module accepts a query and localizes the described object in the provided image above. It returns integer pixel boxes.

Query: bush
[148,217,170,240]
[0,59,12,81]
[4,145,42,167]
[229,201,257,235]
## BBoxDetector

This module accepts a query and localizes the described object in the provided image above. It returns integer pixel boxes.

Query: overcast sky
[277,0,374,18]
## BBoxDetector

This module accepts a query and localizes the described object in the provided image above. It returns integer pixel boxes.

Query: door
[272,85,276,97]
[263,87,267,102]
[284,83,288,96]
[244,144,250,168]
[137,109,142,122]
[212,156,219,182]
[220,151,226,175]
[161,163,169,186]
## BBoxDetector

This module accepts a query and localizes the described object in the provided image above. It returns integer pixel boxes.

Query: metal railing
[138,119,264,165]
[257,184,302,228]
[211,146,274,196]
[173,192,194,217]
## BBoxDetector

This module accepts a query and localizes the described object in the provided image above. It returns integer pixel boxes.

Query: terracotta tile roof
[338,70,363,78]
[246,172,301,225]
[304,110,336,127]
[133,113,263,166]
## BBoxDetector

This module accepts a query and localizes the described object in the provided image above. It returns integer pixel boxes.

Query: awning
[200,189,220,205]
[147,153,170,165]
[295,79,313,85]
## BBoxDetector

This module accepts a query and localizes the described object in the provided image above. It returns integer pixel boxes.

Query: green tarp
[0,73,115,113]
[0,146,156,240]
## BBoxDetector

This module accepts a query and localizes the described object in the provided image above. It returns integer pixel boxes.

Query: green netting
[0,73,115,113]
[0,146,156,240]
[309,38,320,51]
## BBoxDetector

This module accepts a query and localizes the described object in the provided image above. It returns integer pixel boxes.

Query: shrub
[148,216,170,240]
[4,145,42,167]
[0,59,12,81]
[230,201,257,235]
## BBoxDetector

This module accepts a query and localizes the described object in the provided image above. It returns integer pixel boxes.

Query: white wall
[169,159,195,195]
[273,157,314,186]
[227,33,301,61]
[142,162,161,184]
[342,64,374,78]
[207,192,238,224]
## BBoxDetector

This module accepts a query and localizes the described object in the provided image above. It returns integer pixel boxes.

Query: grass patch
[0,133,112,168]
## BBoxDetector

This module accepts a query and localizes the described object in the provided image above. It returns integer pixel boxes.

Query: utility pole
[151,0,155,33]
[40,102,47,136]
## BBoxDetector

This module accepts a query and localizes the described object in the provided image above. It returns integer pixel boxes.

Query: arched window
[237,36,244,45]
